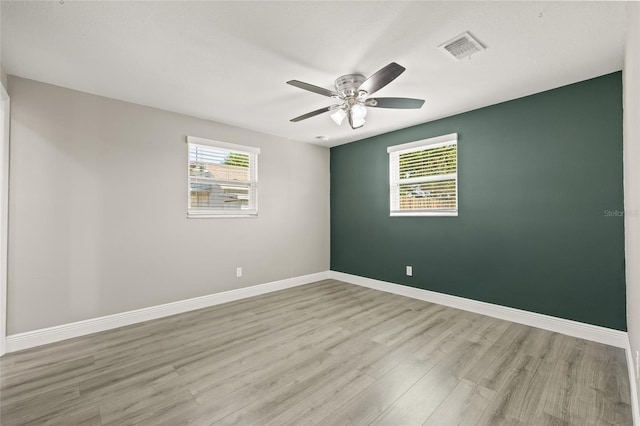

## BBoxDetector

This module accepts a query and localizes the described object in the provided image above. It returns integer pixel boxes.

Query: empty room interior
[1,1,640,425]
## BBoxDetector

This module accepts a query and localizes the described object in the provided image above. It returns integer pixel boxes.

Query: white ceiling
[0,1,628,147]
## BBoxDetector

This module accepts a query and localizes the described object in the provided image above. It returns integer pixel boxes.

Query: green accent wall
[330,72,625,330]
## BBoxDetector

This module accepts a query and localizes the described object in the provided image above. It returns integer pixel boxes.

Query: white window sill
[390,211,458,217]
[187,213,258,219]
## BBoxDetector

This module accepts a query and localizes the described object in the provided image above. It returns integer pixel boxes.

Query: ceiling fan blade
[287,80,338,98]
[368,97,425,109]
[358,62,406,95]
[290,106,334,122]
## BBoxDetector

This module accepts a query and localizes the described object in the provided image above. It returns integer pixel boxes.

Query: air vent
[439,32,485,60]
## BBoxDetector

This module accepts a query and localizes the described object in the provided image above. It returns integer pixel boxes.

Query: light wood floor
[0,279,633,425]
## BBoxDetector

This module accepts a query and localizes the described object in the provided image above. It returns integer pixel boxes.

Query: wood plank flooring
[0,279,633,425]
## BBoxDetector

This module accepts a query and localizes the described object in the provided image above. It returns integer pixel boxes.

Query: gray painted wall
[7,76,330,334]
[0,65,7,356]
[624,1,640,413]
[0,66,7,90]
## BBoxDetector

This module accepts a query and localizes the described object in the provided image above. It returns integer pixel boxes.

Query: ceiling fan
[287,62,425,130]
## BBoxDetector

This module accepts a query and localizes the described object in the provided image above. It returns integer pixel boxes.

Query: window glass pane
[398,144,456,179]
[398,179,457,210]
[190,147,250,182]
[190,181,250,210]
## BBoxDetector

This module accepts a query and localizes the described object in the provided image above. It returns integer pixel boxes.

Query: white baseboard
[330,271,629,349]
[6,271,331,353]
[4,269,630,352]
[626,338,640,426]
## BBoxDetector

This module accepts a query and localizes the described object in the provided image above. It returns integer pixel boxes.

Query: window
[388,133,458,216]
[187,136,259,218]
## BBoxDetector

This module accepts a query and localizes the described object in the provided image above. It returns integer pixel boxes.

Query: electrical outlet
[236,267,242,278]
[406,266,412,276]
[636,350,639,380]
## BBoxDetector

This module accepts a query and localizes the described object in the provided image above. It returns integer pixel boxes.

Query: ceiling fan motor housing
[334,74,367,97]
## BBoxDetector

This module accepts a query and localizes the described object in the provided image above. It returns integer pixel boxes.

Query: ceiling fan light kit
[330,108,346,126]
[287,62,425,130]
[350,104,367,128]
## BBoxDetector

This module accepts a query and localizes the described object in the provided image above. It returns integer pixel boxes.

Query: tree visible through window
[187,137,259,218]
[388,133,458,216]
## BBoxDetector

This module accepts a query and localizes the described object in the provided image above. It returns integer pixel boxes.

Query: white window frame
[387,133,458,217]
[187,136,260,219]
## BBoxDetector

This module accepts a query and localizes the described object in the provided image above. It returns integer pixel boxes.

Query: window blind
[388,133,458,216]
[187,136,259,218]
